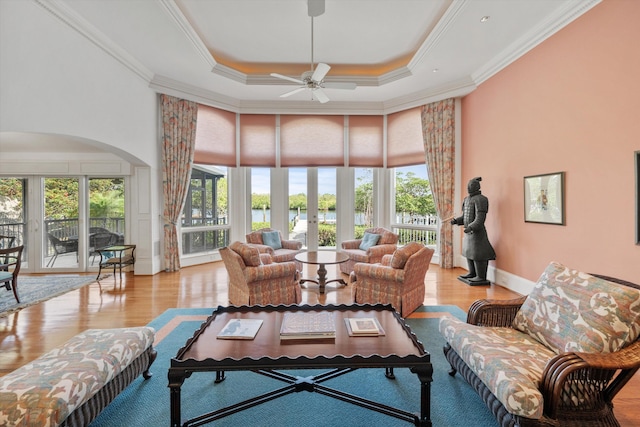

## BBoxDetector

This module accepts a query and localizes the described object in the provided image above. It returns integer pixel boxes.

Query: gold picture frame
[524,172,565,225]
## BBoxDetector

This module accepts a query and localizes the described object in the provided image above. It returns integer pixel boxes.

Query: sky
[250,165,427,195]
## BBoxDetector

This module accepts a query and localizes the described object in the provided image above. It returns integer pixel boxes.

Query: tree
[354,169,373,226]
[395,172,435,221]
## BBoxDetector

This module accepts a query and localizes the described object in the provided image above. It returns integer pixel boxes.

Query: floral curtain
[421,98,455,268]
[160,94,197,271]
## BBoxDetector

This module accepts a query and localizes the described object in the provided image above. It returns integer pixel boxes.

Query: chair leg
[46,253,58,268]
[11,280,19,303]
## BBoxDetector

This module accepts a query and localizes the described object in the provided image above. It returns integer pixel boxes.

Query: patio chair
[0,245,23,303]
[89,232,119,265]
[46,233,79,267]
[0,235,16,249]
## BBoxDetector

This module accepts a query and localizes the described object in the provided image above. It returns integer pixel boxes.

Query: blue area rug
[0,275,98,317]
[89,306,498,427]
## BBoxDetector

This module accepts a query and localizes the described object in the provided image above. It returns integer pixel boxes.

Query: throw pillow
[230,241,262,267]
[262,231,282,250]
[390,242,422,269]
[359,232,381,251]
[512,261,640,354]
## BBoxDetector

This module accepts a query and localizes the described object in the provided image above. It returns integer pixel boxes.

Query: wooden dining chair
[0,245,23,303]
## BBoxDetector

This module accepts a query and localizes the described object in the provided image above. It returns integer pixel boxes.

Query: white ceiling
[47,0,598,115]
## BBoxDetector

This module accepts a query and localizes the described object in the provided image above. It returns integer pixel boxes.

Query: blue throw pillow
[262,231,282,250]
[359,232,381,251]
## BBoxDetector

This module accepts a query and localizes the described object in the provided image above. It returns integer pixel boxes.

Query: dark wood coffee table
[169,304,432,427]
[295,250,349,294]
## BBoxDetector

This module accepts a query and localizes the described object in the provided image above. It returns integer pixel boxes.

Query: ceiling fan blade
[311,63,331,82]
[312,88,330,104]
[271,73,304,85]
[280,87,306,98]
[323,82,357,90]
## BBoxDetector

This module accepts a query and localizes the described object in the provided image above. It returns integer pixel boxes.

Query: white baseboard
[490,266,535,296]
[454,254,535,296]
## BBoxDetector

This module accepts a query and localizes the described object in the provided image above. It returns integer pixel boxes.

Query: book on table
[217,318,263,340]
[344,317,385,337]
[280,311,336,340]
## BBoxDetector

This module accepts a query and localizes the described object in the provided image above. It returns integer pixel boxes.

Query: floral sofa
[0,326,156,427]
[439,261,640,427]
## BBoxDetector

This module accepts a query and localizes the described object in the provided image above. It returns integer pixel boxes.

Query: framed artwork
[524,172,565,225]
[636,151,640,244]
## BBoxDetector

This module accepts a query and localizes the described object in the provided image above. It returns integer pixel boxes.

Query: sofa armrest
[466,296,527,326]
[281,239,302,250]
[367,243,398,260]
[244,261,297,282]
[541,340,640,418]
[341,239,362,250]
[380,254,393,266]
[247,243,275,255]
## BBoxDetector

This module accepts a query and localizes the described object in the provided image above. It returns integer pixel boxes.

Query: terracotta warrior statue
[451,177,496,284]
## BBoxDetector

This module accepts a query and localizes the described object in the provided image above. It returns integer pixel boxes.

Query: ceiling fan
[270,0,357,103]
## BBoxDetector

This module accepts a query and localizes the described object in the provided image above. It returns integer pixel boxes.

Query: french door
[0,176,125,273]
[287,168,337,251]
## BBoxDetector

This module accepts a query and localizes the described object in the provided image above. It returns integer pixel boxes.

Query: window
[391,165,438,248]
[181,166,229,255]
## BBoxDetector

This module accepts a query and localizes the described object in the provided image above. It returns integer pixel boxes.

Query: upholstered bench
[0,326,156,427]
[439,262,640,427]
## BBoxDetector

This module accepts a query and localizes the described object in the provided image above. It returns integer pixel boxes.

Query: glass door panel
[288,168,307,248]
[88,178,125,266]
[43,177,80,269]
[317,168,336,249]
[251,168,270,230]
[0,178,27,266]
[355,168,373,238]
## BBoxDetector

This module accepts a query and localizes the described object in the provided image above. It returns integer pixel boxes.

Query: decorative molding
[408,0,467,70]
[472,0,602,85]
[158,0,217,70]
[492,267,535,296]
[34,0,153,83]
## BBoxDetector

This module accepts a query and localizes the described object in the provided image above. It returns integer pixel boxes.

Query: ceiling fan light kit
[270,0,356,103]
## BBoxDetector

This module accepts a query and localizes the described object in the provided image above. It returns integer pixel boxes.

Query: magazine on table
[344,317,385,336]
[216,318,263,340]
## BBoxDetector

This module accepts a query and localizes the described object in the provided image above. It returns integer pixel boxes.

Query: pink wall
[461,0,640,284]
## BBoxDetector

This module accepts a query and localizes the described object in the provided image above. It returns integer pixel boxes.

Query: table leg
[411,364,433,427]
[317,263,327,294]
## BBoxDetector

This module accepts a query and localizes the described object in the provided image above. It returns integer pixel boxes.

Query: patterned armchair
[246,227,304,269]
[220,241,301,306]
[351,242,434,317]
[339,227,399,275]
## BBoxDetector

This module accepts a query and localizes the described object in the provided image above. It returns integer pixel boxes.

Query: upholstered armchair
[220,241,302,306]
[351,242,434,317]
[339,227,399,275]
[245,227,304,269]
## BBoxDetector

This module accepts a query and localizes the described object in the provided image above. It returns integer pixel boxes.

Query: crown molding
[159,0,217,70]
[408,0,467,70]
[34,0,154,83]
[150,74,475,116]
[472,0,601,85]
[383,77,477,114]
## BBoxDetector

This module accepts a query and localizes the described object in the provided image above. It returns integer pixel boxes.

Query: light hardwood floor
[1,262,638,426]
